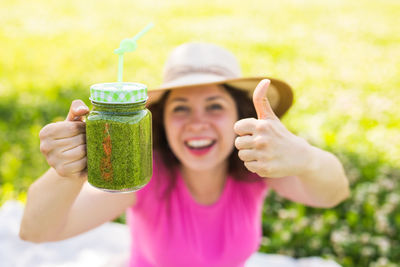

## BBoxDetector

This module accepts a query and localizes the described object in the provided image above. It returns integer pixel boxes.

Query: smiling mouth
[184,139,216,150]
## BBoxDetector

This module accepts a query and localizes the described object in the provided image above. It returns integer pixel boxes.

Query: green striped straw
[114,23,154,83]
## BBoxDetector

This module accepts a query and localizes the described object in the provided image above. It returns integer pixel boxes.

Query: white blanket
[0,201,341,267]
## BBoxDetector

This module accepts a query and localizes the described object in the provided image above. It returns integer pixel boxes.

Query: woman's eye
[207,103,223,111]
[172,106,189,113]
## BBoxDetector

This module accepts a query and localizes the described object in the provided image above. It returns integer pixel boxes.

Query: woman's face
[163,85,238,172]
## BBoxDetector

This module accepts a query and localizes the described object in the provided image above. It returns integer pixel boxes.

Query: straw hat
[148,42,293,117]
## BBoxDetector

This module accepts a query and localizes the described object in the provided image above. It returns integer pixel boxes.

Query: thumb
[252,79,278,120]
[66,100,90,121]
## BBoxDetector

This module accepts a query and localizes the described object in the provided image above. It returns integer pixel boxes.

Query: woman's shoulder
[230,172,269,197]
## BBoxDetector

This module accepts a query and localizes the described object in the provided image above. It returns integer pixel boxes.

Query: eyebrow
[170,97,187,102]
[206,96,225,101]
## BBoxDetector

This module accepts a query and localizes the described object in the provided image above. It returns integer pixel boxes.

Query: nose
[187,121,209,132]
[186,110,210,132]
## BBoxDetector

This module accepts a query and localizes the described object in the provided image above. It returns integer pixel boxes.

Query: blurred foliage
[0,0,399,266]
[262,152,400,267]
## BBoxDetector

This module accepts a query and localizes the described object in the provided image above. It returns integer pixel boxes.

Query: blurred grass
[0,0,399,266]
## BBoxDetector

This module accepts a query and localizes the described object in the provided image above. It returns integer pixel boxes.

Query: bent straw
[114,22,154,82]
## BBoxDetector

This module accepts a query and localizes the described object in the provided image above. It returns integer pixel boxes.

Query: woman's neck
[180,162,228,205]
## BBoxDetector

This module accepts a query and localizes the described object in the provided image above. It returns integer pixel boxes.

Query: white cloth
[0,201,341,267]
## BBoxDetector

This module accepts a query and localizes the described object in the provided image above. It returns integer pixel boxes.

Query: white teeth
[186,139,213,148]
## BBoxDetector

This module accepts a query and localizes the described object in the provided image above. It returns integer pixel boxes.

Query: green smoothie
[86,82,152,192]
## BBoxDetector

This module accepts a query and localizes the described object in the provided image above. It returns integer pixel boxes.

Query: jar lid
[89,82,147,104]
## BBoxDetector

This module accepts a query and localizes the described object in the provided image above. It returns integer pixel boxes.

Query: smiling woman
[163,85,238,174]
[19,42,349,267]
[150,84,257,186]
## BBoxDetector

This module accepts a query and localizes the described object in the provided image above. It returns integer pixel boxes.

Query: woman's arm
[20,168,136,242]
[266,146,349,208]
[19,100,136,243]
[234,80,350,208]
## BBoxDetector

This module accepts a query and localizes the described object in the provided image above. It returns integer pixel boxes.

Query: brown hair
[148,84,258,196]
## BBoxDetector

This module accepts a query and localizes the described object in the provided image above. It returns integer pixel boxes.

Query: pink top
[126,153,269,267]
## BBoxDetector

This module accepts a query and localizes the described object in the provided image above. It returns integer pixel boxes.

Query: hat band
[164,65,239,83]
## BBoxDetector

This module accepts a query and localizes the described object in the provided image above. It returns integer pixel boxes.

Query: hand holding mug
[39,100,89,178]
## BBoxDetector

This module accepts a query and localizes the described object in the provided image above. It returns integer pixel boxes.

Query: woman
[19,42,349,267]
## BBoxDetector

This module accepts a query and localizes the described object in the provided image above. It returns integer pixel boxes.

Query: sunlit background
[1,0,399,266]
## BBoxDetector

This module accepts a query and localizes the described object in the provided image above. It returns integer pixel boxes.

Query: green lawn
[1,0,399,266]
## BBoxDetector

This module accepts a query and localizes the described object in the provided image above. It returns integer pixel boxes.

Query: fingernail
[75,106,88,112]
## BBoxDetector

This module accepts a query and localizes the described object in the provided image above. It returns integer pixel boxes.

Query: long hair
[148,84,258,197]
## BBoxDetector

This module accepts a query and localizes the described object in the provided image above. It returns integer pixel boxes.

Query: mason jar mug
[86,82,152,192]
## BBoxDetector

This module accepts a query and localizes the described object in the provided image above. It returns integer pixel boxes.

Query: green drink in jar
[86,82,152,192]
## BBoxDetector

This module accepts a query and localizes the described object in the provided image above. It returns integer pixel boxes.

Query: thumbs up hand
[233,79,312,178]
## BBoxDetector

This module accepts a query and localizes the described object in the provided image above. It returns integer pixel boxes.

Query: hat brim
[148,74,293,118]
